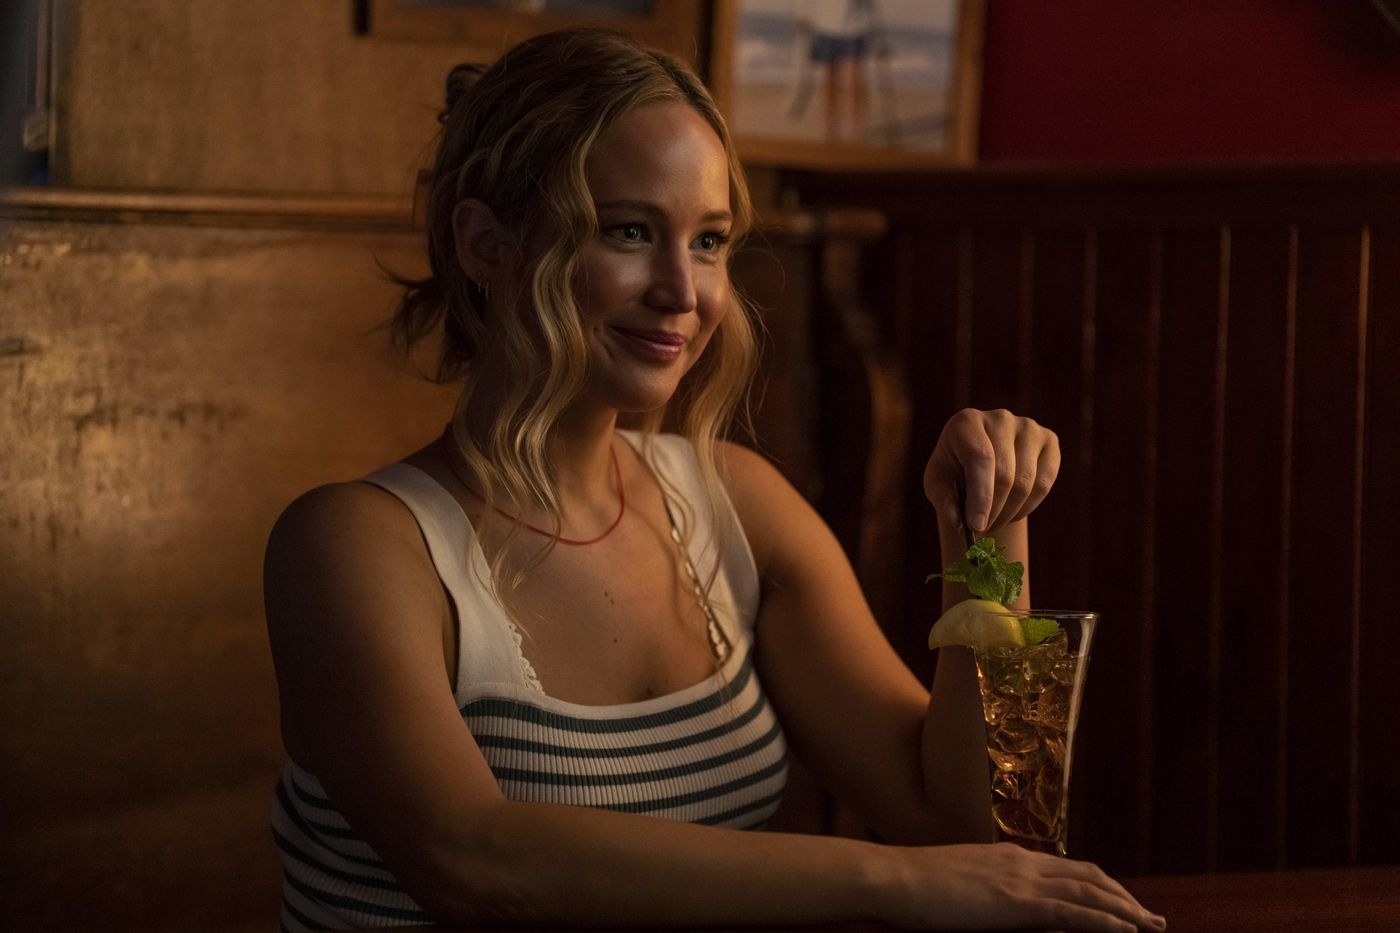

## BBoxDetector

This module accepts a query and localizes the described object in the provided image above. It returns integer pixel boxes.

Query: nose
[644,241,697,315]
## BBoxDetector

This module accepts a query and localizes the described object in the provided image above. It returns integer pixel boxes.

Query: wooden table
[395,865,1400,931]
[1124,865,1400,932]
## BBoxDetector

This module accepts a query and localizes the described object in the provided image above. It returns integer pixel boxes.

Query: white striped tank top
[271,432,789,930]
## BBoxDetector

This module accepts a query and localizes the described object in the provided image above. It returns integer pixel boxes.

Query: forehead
[584,102,730,214]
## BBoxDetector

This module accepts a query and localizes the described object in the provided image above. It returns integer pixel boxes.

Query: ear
[451,198,513,285]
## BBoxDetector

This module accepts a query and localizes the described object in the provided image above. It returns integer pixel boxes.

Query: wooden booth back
[800,163,1400,877]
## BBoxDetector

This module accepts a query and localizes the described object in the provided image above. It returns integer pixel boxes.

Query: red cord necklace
[441,434,626,545]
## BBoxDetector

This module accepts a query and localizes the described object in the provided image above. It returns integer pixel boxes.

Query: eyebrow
[595,199,733,224]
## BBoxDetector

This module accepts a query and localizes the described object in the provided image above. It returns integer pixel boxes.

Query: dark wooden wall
[799,163,1400,876]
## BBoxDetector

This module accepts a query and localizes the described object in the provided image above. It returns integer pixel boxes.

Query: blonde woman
[264,28,1163,933]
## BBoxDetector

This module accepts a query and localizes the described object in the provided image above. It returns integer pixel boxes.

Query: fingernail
[1150,913,1167,929]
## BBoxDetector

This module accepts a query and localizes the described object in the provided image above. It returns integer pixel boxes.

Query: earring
[474,273,491,301]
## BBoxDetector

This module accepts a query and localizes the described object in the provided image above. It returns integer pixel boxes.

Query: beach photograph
[728,0,962,155]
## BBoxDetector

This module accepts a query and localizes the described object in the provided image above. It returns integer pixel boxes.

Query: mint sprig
[1019,616,1061,646]
[926,536,1024,607]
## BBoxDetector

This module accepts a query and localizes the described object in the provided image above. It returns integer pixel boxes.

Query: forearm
[422,799,898,927]
[918,516,1032,843]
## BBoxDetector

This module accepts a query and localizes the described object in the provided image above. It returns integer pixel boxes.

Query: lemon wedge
[927,598,1025,649]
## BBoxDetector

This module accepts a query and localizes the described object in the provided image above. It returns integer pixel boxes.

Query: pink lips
[612,327,687,362]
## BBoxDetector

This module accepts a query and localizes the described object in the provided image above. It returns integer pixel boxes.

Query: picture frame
[710,0,984,170]
[365,0,704,65]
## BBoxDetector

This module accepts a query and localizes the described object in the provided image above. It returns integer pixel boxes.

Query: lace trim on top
[505,617,545,694]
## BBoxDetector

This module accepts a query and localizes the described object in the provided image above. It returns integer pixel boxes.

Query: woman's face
[573,101,735,415]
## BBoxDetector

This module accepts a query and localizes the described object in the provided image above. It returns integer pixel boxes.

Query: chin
[589,377,682,415]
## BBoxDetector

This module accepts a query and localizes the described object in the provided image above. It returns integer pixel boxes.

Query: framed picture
[710,0,984,170]
[366,0,704,65]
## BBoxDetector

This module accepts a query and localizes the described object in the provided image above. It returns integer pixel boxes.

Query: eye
[612,223,645,242]
[695,231,731,253]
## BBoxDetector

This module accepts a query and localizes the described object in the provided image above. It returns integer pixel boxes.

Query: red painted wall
[978,0,1400,164]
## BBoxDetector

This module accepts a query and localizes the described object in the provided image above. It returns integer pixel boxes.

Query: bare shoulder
[263,480,444,647]
[264,480,450,766]
[266,481,430,581]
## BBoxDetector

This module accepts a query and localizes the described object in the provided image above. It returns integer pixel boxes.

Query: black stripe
[274,779,386,869]
[698,787,787,827]
[287,772,337,811]
[280,892,324,932]
[490,716,784,789]
[473,687,769,760]
[274,827,403,893]
[460,650,754,733]
[283,866,431,923]
[598,755,789,815]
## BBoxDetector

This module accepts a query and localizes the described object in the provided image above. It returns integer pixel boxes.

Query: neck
[547,406,623,500]
[448,397,627,537]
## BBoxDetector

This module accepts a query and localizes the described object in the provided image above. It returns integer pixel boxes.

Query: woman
[264,28,1163,932]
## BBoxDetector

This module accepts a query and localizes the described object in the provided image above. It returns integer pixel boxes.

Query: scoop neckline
[383,432,746,714]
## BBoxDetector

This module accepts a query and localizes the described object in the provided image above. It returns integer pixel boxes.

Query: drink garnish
[1019,615,1062,646]
[927,598,1023,649]
[926,537,1062,647]
[927,535,1024,606]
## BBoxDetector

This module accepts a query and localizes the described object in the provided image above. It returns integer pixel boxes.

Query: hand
[888,843,1166,932]
[922,408,1060,536]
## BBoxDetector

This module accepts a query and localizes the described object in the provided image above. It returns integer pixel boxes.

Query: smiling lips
[612,326,687,362]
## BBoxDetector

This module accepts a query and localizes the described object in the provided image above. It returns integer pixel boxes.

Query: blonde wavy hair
[391,29,758,602]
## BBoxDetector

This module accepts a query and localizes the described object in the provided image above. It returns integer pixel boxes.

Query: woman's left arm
[724,409,1059,845]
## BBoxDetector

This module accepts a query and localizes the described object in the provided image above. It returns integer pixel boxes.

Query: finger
[1009,430,1060,525]
[922,450,962,519]
[1025,896,1139,933]
[958,431,997,534]
[981,412,1018,533]
[1039,862,1163,930]
[1037,880,1163,932]
[1040,856,1136,900]
[995,427,1042,529]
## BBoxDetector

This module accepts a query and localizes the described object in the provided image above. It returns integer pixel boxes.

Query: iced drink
[972,611,1097,856]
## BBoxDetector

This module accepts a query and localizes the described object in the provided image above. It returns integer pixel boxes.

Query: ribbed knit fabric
[271,433,788,930]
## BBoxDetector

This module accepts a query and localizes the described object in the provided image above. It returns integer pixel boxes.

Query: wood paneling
[0,198,457,930]
[800,164,1400,875]
[54,1,484,194]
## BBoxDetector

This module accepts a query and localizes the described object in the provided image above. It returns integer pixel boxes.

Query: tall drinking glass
[972,610,1098,856]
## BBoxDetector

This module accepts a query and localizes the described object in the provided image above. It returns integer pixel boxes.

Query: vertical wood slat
[1079,231,1098,612]
[1347,227,1370,864]
[1216,226,1293,872]
[1080,228,1158,872]
[1359,224,1400,865]
[1277,225,1298,867]
[1150,228,1223,873]
[1139,231,1163,873]
[1206,227,1230,872]
[1287,225,1364,869]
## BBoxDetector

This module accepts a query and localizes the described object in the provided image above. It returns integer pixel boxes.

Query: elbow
[396,804,541,927]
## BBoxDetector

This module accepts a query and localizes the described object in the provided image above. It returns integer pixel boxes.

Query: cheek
[698,273,733,331]
[576,253,646,321]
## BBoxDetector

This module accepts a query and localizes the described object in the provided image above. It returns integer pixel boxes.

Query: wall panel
[802,164,1400,875]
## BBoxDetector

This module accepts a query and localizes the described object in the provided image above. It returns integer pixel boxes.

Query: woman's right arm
[263,483,1153,931]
